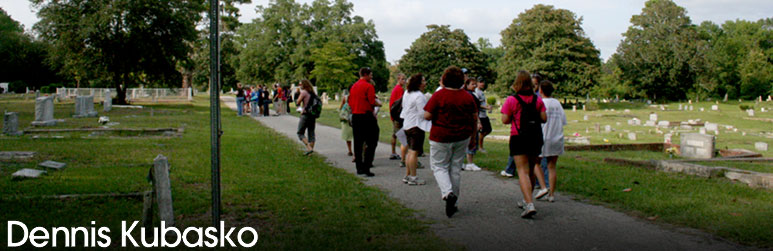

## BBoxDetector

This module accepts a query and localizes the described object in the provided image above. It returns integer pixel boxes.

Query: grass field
[0,95,455,249]
[310,95,773,247]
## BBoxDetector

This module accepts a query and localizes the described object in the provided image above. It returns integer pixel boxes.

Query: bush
[739,104,752,111]
[585,101,600,111]
[40,86,52,93]
[487,96,497,106]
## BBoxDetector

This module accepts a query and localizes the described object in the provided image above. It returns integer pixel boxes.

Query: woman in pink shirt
[501,70,547,218]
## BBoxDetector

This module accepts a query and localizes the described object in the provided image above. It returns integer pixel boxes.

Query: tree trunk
[115,72,128,105]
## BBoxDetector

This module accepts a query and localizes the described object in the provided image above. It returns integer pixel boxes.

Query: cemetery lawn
[313,98,773,247]
[0,96,456,250]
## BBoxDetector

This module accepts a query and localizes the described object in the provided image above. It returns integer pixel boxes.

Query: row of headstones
[11,160,66,179]
[3,94,109,136]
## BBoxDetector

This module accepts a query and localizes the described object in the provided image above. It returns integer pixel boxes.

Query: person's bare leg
[515,155,533,203]
[346,141,353,155]
[407,150,418,176]
[301,138,311,151]
[309,142,315,151]
[479,132,488,150]
[548,156,558,196]
[466,154,473,164]
[533,157,547,189]
[391,135,397,155]
[401,145,408,163]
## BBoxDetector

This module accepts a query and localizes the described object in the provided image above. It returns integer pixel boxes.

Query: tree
[614,0,705,101]
[310,41,357,92]
[398,25,489,91]
[235,0,388,91]
[497,4,601,96]
[33,0,205,104]
[0,8,62,91]
[474,38,503,85]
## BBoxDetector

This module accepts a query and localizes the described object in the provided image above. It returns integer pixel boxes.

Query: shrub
[487,96,497,106]
[739,104,752,111]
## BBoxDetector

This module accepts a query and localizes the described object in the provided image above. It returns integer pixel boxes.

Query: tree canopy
[235,0,388,92]
[32,0,205,103]
[398,25,489,92]
[0,8,61,92]
[497,4,601,96]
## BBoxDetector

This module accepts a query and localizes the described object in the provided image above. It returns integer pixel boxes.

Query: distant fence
[56,87,198,102]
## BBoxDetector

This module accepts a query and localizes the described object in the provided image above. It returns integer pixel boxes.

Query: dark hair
[359,67,372,77]
[441,66,465,89]
[465,78,477,90]
[407,73,424,92]
[539,80,554,97]
[512,70,532,92]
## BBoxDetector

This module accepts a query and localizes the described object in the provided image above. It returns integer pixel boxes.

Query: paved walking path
[223,97,751,251]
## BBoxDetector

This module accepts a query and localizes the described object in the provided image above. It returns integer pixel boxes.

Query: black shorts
[509,134,543,156]
[479,117,492,134]
[405,127,425,155]
[392,120,403,136]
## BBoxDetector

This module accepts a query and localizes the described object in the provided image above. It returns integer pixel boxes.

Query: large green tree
[614,0,706,101]
[497,4,601,96]
[0,8,62,91]
[235,0,388,92]
[398,25,489,91]
[33,0,205,103]
[474,38,503,85]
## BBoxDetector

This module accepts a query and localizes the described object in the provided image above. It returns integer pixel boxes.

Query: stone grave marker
[705,122,718,131]
[567,137,591,145]
[688,100,692,104]
[73,96,98,118]
[755,142,768,151]
[689,105,694,111]
[699,128,707,134]
[628,132,637,140]
[12,168,47,179]
[604,125,612,132]
[699,107,705,112]
[627,118,641,125]
[0,151,36,160]
[680,133,715,159]
[649,113,658,122]
[39,160,66,170]
[761,108,767,112]
[747,109,754,117]
[664,133,672,144]
[31,96,57,126]
[583,115,588,121]
[711,105,719,111]
[657,121,670,127]
[644,120,656,127]
[723,93,728,102]
[153,154,175,226]
[35,90,40,98]
[572,105,576,112]
[595,123,600,132]
[3,112,23,136]
[104,90,112,112]
[187,87,192,101]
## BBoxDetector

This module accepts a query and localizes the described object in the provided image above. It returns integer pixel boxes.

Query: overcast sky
[2,0,771,63]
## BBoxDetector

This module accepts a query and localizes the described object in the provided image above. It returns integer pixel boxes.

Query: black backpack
[306,93,323,118]
[514,94,542,137]
[390,97,403,123]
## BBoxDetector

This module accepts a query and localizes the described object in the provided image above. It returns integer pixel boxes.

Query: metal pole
[208,0,221,227]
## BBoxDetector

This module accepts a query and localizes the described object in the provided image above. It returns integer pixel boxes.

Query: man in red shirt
[389,73,407,162]
[348,67,382,177]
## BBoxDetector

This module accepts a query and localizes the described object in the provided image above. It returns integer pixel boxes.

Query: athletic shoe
[444,193,458,218]
[304,150,314,156]
[390,154,401,160]
[417,162,425,169]
[500,170,514,177]
[407,176,426,186]
[402,176,409,184]
[547,196,555,203]
[479,148,487,153]
[400,161,406,168]
[516,199,526,209]
[464,163,482,171]
[521,203,536,218]
[358,172,375,177]
[534,188,549,200]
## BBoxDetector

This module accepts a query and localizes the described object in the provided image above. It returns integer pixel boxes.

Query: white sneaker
[547,196,555,203]
[516,199,526,209]
[500,170,514,177]
[479,148,487,153]
[534,188,549,200]
[402,176,409,184]
[465,163,482,171]
[407,176,426,186]
[520,203,536,218]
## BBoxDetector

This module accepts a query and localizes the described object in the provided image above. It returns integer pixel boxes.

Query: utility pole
[208,0,222,227]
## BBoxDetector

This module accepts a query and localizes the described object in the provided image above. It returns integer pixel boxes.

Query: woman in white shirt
[400,73,431,186]
[537,80,567,202]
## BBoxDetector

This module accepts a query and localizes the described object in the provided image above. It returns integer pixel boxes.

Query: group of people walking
[234,83,294,117]
[247,65,568,219]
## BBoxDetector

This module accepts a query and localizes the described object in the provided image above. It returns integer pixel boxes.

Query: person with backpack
[296,80,319,155]
[339,92,354,159]
[250,86,260,117]
[500,70,547,218]
[424,66,478,218]
[389,73,407,162]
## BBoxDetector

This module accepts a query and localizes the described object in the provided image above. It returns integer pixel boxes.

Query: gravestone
[321,92,329,105]
[705,122,718,131]
[680,133,716,159]
[35,90,40,98]
[31,96,57,126]
[689,105,694,111]
[761,108,767,112]
[39,160,66,170]
[0,151,36,160]
[567,137,590,145]
[73,96,98,118]
[755,142,768,151]
[3,112,23,136]
[711,105,719,111]
[657,121,670,127]
[595,123,600,133]
[624,109,631,113]
[104,90,112,112]
[688,100,692,104]
[604,125,612,132]
[628,132,637,141]
[664,133,672,144]
[12,168,47,179]
[572,105,576,112]
[153,154,175,226]
[699,128,707,134]
[583,115,588,121]
[746,109,754,117]
[649,113,658,122]
[187,87,192,101]
[644,120,656,127]
[723,93,728,102]
[678,104,683,110]
[699,107,705,112]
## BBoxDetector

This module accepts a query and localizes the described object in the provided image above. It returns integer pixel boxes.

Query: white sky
[2,0,771,63]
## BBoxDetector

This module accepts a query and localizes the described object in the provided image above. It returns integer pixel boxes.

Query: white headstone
[689,105,694,111]
[660,105,665,111]
[104,90,112,112]
[762,108,767,112]
[12,168,46,179]
[73,96,98,118]
[187,87,192,101]
[644,120,656,127]
[583,115,588,121]
[628,118,641,126]
[628,132,637,141]
[567,137,591,145]
[3,112,22,136]
[699,128,707,134]
[680,133,716,159]
[624,109,630,113]
[664,133,672,144]
[755,142,768,151]
[649,113,658,121]
[39,160,66,170]
[31,96,57,126]
[153,154,175,226]
[746,109,754,117]
[572,105,576,112]
[711,105,718,111]
[657,121,670,127]
[605,125,612,132]
[705,122,718,131]
[699,107,705,112]
[678,104,683,110]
